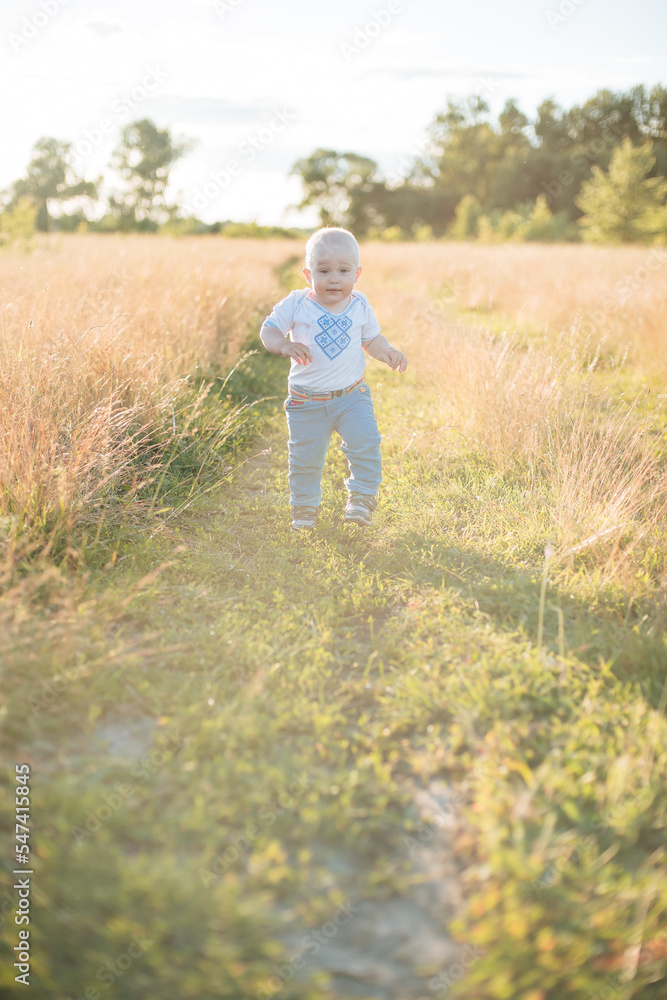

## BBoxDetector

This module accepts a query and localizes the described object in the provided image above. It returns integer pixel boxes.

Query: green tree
[108,119,194,231]
[576,138,667,243]
[0,196,38,247]
[290,149,383,235]
[449,194,481,239]
[290,85,667,242]
[533,86,667,219]
[409,97,537,226]
[476,197,571,243]
[410,96,498,220]
[366,181,451,238]
[9,138,97,231]
[514,196,572,241]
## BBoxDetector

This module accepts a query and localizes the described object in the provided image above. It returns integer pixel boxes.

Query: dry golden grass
[0,234,290,549]
[356,240,667,590]
[3,236,665,1000]
[0,234,665,595]
[359,240,667,374]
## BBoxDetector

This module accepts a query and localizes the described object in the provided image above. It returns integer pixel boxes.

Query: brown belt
[288,377,364,401]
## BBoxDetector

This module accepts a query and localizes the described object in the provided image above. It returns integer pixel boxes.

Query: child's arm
[259,323,313,366]
[363,334,408,372]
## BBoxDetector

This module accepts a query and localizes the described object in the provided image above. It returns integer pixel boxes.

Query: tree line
[292,83,667,243]
[1,119,191,236]
[2,83,666,244]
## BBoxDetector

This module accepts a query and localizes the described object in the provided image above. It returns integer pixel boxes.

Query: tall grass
[0,235,289,561]
[2,234,665,592]
[356,242,667,596]
[360,239,667,374]
[2,235,666,1000]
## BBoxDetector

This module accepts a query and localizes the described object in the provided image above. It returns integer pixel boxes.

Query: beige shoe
[344,493,377,526]
[290,506,318,531]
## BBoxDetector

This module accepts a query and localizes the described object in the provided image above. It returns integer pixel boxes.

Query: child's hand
[281,341,312,365]
[384,348,408,373]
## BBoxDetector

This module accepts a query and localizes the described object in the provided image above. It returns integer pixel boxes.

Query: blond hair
[304,227,360,269]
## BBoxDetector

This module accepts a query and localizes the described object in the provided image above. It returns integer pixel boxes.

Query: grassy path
[2,326,667,999]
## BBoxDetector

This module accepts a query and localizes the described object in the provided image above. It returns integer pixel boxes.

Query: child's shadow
[370,527,665,711]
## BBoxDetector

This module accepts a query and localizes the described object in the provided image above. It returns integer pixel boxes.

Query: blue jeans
[283,380,382,508]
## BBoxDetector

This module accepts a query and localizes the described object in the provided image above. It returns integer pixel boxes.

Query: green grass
[1,302,666,998]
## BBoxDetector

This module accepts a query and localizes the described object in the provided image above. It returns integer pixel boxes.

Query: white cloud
[609,55,654,67]
[146,95,292,125]
[1,0,666,224]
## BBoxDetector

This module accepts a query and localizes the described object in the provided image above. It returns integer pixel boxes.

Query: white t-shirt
[263,288,381,392]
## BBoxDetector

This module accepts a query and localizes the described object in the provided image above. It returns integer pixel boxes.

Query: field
[1,234,666,1000]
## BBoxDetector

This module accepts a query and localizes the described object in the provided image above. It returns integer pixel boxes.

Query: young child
[259,226,407,531]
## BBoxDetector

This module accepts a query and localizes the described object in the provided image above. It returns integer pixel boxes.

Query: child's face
[303,249,361,308]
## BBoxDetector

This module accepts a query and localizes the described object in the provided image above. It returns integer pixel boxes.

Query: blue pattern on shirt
[315,313,353,360]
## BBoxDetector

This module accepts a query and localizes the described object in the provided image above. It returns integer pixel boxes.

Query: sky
[2,0,666,226]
